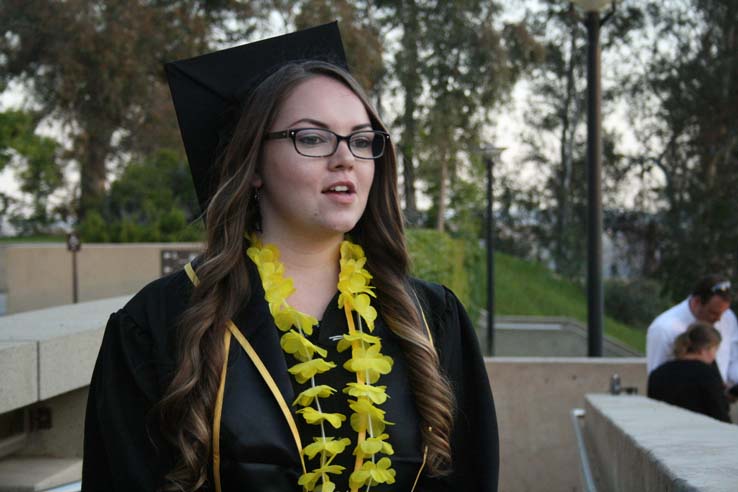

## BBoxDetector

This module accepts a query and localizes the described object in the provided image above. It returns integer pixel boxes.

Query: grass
[494,251,645,353]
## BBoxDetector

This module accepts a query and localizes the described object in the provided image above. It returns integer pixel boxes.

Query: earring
[253,187,261,202]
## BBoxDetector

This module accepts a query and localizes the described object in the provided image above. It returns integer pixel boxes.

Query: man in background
[647,274,738,386]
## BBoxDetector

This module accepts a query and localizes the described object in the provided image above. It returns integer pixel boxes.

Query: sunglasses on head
[711,280,731,293]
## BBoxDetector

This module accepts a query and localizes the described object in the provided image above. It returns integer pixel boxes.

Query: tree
[79,148,202,242]
[293,0,385,94]
[0,110,63,233]
[624,0,738,298]
[371,1,539,231]
[509,2,641,277]
[0,0,257,218]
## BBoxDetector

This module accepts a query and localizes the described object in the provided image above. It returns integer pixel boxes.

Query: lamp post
[571,0,613,357]
[481,145,505,356]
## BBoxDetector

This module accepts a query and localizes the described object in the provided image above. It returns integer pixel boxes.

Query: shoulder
[649,301,688,334]
[408,277,466,326]
[408,277,477,365]
[112,267,193,354]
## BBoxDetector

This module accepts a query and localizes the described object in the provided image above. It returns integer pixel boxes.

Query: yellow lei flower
[247,237,395,492]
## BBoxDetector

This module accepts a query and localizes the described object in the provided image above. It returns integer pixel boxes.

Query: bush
[605,277,670,330]
[406,229,472,312]
[78,149,204,243]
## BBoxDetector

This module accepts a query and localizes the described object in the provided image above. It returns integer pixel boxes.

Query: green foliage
[627,0,738,301]
[78,149,203,242]
[510,3,640,279]
[406,229,469,308]
[0,110,63,233]
[0,0,260,217]
[374,1,541,231]
[293,0,384,94]
[604,278,670,330]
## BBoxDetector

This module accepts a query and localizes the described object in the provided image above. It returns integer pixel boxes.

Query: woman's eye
[297,132,328,146]
[352,136,372,148]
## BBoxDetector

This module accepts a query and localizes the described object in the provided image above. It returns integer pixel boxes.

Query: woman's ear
[252,174,263,188]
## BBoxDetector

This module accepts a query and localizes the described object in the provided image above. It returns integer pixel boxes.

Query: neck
[258,230,344,319]
[681,351,712,364]
[260,230,342,273]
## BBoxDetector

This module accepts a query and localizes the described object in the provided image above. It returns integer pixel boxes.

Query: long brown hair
[157,61,455,491]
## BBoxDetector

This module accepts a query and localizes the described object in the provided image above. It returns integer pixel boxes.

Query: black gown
[82,258,499,491]
[647,359,730,423]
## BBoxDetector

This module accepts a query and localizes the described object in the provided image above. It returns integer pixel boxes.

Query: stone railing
[584,394,738,492]
[0,296,130,491]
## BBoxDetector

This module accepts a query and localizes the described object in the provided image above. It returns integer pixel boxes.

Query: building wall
[0,243,202,314]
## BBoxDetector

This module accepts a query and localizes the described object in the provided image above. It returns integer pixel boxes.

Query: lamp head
[571,0,613,12]
[480,145,506,160]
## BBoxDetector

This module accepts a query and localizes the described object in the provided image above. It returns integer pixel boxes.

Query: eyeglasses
[712,280,731,293]
[264,128,390,159]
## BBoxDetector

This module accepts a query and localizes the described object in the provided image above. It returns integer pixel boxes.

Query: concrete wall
[487,357,648,492]
[0,243,201,314]
[493,316,642,357]
[585,394,738,492]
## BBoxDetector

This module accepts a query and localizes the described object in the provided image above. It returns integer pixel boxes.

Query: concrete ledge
[0,296,131,411]
[0,342,37,414]
[0,457,81,492]
[585,394,738,492]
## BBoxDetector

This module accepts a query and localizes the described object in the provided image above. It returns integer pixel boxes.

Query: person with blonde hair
[81,23,499,492]
[648,321,730,422]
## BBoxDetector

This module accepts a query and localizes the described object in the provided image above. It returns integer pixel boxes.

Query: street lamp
[481,145,505,356]
[571,0,614,357]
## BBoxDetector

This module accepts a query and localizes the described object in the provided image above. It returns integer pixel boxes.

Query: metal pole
[585,11,603,356]
[72,250,78,304]
[486,155,495,356]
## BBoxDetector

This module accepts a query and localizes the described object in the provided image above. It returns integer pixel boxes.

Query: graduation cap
[165,22,348,213]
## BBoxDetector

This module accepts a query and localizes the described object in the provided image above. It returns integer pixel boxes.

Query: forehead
[271,75,370,129]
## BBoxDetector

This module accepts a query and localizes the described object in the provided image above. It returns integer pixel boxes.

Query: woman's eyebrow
[287,118,372,131]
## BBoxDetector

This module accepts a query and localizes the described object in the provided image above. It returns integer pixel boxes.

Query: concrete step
[0,457,81,492]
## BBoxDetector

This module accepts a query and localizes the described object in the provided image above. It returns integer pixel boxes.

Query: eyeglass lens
[293,129,384,159]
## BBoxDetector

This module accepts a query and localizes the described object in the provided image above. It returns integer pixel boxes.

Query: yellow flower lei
[246,238,396,492]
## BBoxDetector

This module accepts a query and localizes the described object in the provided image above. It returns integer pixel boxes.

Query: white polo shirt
[646,298,738,384]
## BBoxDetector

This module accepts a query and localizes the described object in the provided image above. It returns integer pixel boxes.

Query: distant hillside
[494,252,645,353]
[406,229,645,354]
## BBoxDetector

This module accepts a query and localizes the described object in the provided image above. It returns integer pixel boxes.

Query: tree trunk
[399,0,419,225]
[436,155,448,232]
[78,123,113,219]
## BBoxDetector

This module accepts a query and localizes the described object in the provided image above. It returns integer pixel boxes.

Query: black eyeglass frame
[264,127,390,159]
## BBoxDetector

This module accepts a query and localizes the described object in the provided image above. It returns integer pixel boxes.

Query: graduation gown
[82,259,499,492]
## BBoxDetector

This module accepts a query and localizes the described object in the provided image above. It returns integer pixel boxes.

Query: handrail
[571,408,597,492]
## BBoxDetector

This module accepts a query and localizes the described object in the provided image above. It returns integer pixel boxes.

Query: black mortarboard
[165,22,348,213]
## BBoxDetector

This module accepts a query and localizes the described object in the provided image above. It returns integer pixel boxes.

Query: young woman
[647,321,730,422]
[82,24,498,492]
